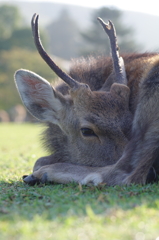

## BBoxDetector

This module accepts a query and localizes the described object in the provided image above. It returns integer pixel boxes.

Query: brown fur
[14,34,159,186]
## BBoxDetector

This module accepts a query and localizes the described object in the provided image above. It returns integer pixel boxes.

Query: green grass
[0,123,159,240]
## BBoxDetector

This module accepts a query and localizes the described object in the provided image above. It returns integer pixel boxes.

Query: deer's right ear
[14,69,66,124]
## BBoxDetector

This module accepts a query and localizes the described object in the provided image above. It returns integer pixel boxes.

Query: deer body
[14,14,159,186]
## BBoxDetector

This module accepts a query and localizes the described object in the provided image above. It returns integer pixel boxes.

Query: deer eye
[81,128,96,137]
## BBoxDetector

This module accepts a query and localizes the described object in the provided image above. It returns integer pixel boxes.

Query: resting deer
[14,14,159,186]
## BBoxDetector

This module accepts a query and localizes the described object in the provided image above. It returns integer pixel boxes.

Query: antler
[97,18,127,85]
[31,13,80,89]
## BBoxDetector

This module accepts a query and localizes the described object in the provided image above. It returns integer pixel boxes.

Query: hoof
[23,174,41,186]
[41,172,48,184]
[146,167,157,183]
[22,175,28,180]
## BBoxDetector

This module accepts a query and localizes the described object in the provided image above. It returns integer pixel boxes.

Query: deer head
[14,14,132,167]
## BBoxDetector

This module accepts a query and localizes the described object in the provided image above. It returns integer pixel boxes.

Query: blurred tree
[0,28,37,51]
[0,5,21,40]
[80,7,141,56]
[0,48,58,110]
[0,4,46,51]
[47,9,81,60]
[8,28,35,50]
[0,5,52,111]
[5,27,46,51]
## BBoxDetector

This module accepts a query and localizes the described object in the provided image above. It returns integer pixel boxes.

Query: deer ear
[14,69,65,124]
[110,83,130,102]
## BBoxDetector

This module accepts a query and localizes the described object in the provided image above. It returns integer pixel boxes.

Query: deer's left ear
[14,69,67,125]
[110,83,130,102]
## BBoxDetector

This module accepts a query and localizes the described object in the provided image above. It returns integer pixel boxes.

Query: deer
[14,13,159,186]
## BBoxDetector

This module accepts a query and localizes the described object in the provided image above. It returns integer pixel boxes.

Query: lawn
[0,123,159,240]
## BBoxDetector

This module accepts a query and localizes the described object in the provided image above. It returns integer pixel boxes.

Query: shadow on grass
[0,179,159,221]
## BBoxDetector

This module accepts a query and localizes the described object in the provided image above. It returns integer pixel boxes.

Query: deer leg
[107,62,159,185]
[124,65,159,184]
[23,163,107,186]
[33,154,60,172]
[22,153,65,183]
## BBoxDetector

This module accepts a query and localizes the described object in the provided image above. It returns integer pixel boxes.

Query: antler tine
[97,17,127,85]
[31,13,80,89]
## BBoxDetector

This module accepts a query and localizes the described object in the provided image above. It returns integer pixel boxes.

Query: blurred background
[0,0,159,123]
